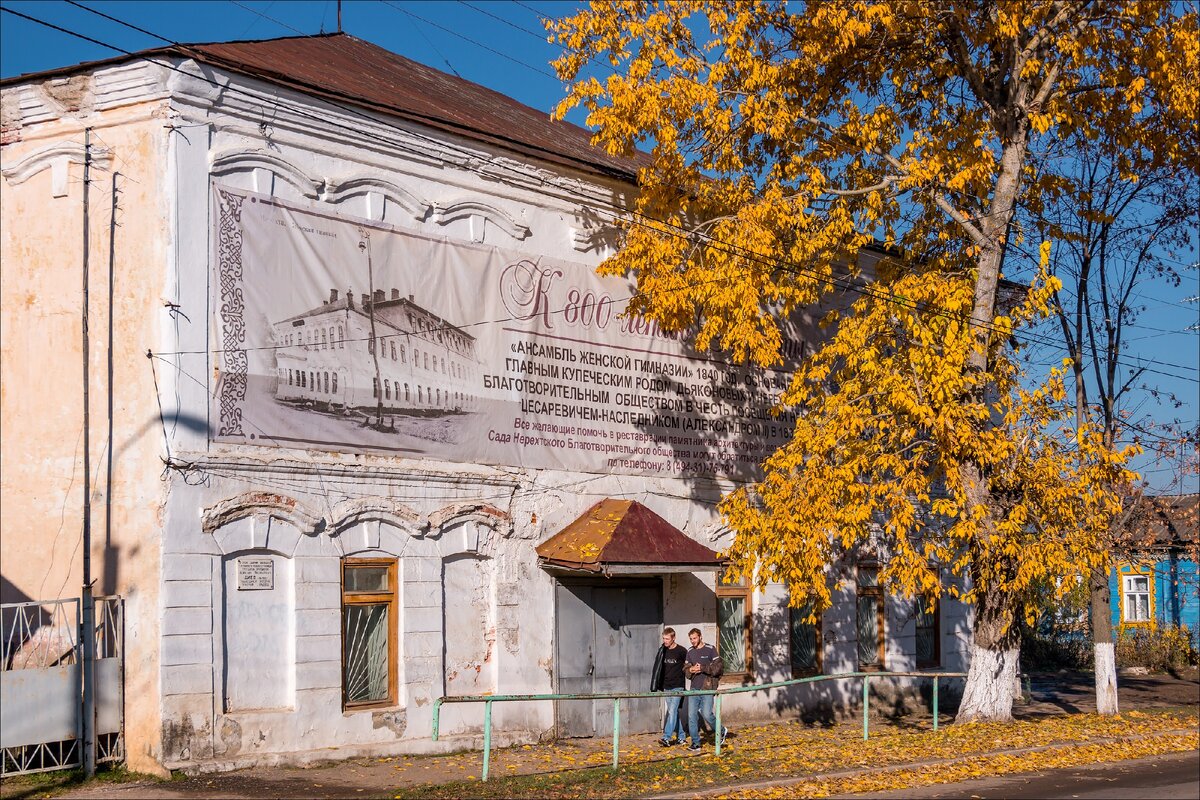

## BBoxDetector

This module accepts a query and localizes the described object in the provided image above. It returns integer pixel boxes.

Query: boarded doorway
[555,579,662,738]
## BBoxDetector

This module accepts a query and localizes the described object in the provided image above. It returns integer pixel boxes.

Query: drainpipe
[80,127,97,777]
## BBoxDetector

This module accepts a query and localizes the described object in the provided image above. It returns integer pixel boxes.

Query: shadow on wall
[743,598,967,727]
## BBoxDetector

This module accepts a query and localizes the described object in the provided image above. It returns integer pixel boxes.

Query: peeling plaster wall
[1,63,172,775]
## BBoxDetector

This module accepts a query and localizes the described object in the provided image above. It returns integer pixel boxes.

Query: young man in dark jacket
[650,627,689,746]
[685,627,729,751]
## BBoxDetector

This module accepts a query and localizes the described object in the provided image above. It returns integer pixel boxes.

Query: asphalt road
[836,751,1200,799]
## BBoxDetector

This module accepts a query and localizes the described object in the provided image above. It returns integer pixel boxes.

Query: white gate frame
[0,596,124,776]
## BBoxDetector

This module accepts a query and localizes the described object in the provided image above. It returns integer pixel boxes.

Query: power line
[8,3,1199,385]
[378,0,558,80]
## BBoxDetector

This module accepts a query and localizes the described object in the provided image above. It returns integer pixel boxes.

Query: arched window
[384,379,391,400]
[373,377,378,398]
[368,337,375,355]
[322,330,328,350]
[309,372,315,390]
[400,345,406,364]
[404,383,410,401]
[338,325,345,348]
[332,373,338,394]
[413,347,420,367]
[391,341,397,361]
[288,369,293,386]
[424,353,429,370]
[418,386,423,403]
[324,372,330,393]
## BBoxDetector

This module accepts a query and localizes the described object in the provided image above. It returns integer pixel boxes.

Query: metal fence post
[612,698,621,771]
[482,700,493,781]
[714,694,723,756]
[862,676,870,741]
[432,698,442,741]
[932,677,939,732]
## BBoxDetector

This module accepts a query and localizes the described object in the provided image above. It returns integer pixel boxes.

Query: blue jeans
[688,693,715,746]
[662,688,686,742]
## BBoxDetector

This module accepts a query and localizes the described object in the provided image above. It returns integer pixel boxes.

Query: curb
[643,727,1199,799]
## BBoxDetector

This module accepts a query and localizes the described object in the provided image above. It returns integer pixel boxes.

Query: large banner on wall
[211,184,804,479]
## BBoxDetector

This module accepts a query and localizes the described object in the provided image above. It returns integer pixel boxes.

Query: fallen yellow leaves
[391,709,1198,800]
[717,732,1198,799]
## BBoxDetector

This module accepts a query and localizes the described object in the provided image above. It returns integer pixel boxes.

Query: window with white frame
[1122,574,1151,623]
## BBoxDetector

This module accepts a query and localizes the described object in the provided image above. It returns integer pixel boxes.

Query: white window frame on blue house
[1121,573,1152,624]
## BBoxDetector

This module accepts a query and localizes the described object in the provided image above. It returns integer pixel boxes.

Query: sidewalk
[2,670,1196,800]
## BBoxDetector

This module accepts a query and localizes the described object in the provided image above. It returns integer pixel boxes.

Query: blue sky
[3,0,1196,492]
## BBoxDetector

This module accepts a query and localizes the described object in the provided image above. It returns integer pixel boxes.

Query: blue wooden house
[1110,494,1199,638]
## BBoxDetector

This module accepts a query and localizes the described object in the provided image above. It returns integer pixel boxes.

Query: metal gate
[1,596,124,776]
[555,580,662,738]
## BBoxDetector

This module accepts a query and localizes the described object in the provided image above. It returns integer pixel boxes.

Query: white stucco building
[1,33,971,775]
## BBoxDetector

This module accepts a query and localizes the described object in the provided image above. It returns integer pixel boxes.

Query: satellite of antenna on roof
[337,0,342,33]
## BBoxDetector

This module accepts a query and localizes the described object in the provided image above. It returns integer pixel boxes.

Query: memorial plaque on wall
[236,558,275,591]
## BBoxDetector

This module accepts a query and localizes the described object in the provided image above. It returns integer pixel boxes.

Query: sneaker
[658,738,673,747]
[719,726,729,743]
[688,744,702,753]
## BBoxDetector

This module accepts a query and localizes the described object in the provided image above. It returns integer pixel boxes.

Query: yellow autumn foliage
[550,2,1193,712]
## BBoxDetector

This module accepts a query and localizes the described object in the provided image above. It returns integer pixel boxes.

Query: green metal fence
[433,670,968,781]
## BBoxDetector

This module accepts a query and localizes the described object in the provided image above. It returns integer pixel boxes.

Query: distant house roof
[1,33,651,183]
[536,499,726,575]
[1121,493,1198,550]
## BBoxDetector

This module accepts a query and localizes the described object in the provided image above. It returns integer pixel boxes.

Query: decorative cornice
[209,148,322,198]
[1,140,113,187]
[201,491,325,535]
[322,175,430,221]
[326,498,429,537]
[433,198,530,241]
[180,454,522,489]
[428,503,513,535]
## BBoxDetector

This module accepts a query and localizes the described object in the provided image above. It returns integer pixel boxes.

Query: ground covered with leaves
[391,708,1198,799]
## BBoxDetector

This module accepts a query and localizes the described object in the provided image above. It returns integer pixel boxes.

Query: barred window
[716,570,751,677]
[856,562,884,670]
[789,603,821,676]
[342,559,396,708]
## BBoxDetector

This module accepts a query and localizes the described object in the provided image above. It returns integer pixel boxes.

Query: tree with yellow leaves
[552,1,1195,721]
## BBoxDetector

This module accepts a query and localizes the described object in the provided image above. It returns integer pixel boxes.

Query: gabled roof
[536,499,725,574]
[2,33,650,183]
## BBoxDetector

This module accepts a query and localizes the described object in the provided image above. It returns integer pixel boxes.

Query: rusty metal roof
[536,499,725,574]
[2,33,649,183]
[1121,493,1198,549]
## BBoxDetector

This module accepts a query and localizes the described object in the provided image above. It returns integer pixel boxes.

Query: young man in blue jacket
[650,627,689,746]
[685,627,729,752]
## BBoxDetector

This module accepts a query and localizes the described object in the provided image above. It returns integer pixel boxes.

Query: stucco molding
[201,490,325,536]
[326,498,429,538]
[322,175,430,221]
[433,199,530,241]
[1,140,113,196]
[210,148,323,198]
[428,503,512,535]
